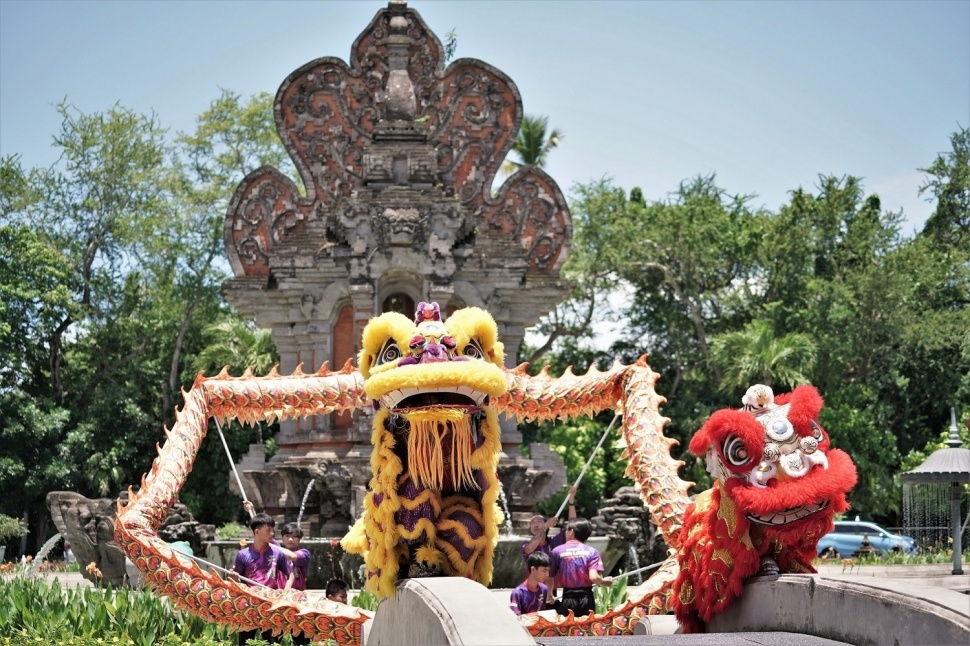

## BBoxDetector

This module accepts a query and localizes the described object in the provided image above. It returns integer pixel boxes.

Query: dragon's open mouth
[380,387,488,410]
[745,500,828,525]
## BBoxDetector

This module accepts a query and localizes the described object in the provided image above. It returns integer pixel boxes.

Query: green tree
[443,29,458,63]
[0,390,72,552]
[501,114,562,175]
[0,93,293,544]
[0,103,170,548]
[154,89,292,422]
[710,319,817,395]
[25,101,169,405]
[919,126,970,246]
[520,179,628,366]
[0,224,75,389]
[192,318,278,377]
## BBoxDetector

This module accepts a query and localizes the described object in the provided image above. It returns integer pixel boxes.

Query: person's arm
[589,568,613,587]
[566,486,578,520]
[278,552,294,592]
[509,589,522,616]
[277,546,297,562]
[522,535,544,556]
[546,554,558,604]
[228,553,244,582]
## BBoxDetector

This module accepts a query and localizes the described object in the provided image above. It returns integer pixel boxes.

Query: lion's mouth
[380,387,488,411]
[745,500,828,525]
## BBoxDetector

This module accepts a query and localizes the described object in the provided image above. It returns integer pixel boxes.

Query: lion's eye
[723,436,752,467]
[377,341,402,365]
[811,420,823,440]
[463,340,484,359]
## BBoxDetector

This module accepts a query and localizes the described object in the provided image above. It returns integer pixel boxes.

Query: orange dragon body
[114,305,849,641]
[114,308,690,641]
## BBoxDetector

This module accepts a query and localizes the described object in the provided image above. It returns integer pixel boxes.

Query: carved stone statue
[47,491,214,586]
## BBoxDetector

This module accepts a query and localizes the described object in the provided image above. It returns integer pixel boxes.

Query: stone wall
[590,486,670,578]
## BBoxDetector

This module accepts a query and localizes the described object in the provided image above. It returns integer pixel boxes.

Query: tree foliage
[710,319,817,394]
[0,94,287,553]
[501,114,562,175]
[919,126,970,246]
[0,84,965,556]
[529,156,969,524]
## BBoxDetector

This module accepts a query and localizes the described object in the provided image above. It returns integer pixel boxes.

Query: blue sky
[2,0,968,234]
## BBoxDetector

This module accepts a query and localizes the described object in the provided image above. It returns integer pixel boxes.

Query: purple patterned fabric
[510,580,548,615]
[395,476,436,545]
[233,543,292,588]
[550,540,603,589]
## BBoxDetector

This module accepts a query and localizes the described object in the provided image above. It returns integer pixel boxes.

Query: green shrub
[351,588,379,611]
[215,521,249,540]
[594,575,628,614]
[0,515,28,541]
[0,575,234,644]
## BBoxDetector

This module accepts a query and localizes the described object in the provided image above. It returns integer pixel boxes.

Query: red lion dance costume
[672,384,857,633]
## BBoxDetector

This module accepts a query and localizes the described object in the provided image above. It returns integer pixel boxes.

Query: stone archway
[220,1,572,532]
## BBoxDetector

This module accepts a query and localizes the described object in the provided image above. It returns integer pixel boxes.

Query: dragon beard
[400,408,478,492]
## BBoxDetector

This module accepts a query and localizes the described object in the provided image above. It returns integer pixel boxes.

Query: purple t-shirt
[550,540,603,589]
[233,543,292,588]
[510,580,548,615]
[519,529,567,577]
[291,547,311,591]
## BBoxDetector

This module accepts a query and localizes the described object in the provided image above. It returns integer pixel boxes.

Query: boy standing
[549,518,612,617]
[510,551,551,616]
[279,522,311,592]
[231,513,294,644]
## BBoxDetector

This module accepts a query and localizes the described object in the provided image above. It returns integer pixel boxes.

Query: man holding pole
[230,513,293,644]
[549,518,612,618]
[520,485,577,578]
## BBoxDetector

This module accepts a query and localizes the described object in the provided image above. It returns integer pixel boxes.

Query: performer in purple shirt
[280,522,311,591]
[510,551,551,615]
[549,518,612,617]
[231,513,294,644]
[519,485,578,579]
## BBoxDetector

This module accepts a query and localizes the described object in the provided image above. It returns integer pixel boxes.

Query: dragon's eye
[766,418,794,442]
[722,435,752,468]
[463,340,485,359]
[376,340,402,365]
[810,420,823,440]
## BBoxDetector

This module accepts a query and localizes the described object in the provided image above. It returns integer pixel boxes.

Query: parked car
[816,520,917,557]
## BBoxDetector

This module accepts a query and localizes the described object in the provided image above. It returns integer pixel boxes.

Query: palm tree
[192,318,279,445]
[192,317,279,377]
[501,114,563,175]
[710,319,817,394]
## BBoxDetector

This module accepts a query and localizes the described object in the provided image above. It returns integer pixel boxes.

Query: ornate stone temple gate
[222,1,571,535]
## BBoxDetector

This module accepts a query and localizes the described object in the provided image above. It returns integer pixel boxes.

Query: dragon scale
[115,357,693,641]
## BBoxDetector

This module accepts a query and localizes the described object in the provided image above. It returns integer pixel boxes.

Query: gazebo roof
[901,446,970,484]
[901,413,970,484]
